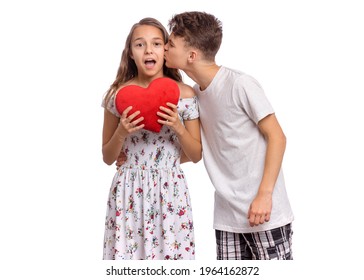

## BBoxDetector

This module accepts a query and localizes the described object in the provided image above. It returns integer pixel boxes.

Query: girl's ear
[129,49,134,60]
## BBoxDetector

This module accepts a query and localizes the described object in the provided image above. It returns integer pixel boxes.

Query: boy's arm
[247,113,286,227]
[115,150,127,169]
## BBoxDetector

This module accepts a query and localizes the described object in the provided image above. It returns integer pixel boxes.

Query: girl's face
[130,25,165,79]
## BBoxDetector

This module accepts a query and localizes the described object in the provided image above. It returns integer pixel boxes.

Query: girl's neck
[132,74,164,88]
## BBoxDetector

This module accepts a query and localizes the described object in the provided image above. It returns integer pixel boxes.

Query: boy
[164,11,294,260]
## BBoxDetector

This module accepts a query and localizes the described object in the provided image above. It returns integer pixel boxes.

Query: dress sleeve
[178,96,199,121]
[101,93,121,118]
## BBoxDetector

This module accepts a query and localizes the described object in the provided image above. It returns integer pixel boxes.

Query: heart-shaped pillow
[115,77,180,133]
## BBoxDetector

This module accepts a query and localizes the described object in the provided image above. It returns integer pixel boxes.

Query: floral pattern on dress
[102,96,199,260]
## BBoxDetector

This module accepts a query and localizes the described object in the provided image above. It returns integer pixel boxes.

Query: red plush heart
[115,77,180,133]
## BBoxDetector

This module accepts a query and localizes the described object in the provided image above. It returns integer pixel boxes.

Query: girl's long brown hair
[103,18,182,106]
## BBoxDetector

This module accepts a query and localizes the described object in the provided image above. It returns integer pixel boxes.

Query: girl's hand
[119,106,145,135]
[157,103,184,135]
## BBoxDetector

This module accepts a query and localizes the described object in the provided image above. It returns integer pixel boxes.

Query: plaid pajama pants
[216,223,293,260]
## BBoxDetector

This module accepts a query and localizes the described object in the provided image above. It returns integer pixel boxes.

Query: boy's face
[164,33,190,70]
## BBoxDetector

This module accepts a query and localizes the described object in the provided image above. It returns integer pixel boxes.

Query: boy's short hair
[169,11,223,61]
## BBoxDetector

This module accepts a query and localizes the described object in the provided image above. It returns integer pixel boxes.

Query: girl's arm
[180,151,190,164]
[102,106,144,165]
[157,84,202,163]
[175,117,202,163]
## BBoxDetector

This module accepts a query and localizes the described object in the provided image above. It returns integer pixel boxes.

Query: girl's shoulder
[176,82,196,99]
[116,80,135,92]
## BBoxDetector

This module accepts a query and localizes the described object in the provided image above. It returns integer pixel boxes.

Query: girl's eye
[154,42,164,47]
[135,43,144,47]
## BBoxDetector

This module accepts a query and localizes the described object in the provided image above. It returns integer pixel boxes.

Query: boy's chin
[165,62,176,69]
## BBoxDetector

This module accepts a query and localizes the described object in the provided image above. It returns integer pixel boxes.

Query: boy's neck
[185,63,220,91]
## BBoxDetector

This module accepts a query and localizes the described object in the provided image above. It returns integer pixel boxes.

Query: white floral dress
[102,95,198,260]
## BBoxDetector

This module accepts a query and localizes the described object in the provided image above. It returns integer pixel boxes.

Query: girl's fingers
[156,111,170,121]
[132,116,144,125]
[159,106,173,115]
[119,106,145,132]
[166,102,177,109]
[157,119,169,124]
[127,110,141,122]
[130,123,145,130]
[121,106,141,122]
[121,106,133,118]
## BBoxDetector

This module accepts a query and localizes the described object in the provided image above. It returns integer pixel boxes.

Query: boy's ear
[188,51,197,62]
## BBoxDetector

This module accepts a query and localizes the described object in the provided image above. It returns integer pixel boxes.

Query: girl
[101,18,201,260]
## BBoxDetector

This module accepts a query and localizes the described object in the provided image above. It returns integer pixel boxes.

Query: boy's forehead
[169,33,185,44]
[169,33,177,40]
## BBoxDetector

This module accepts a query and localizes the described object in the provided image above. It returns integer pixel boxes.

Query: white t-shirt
[194,66,294,233]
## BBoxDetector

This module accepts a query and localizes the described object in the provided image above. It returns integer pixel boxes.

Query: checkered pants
[216,223,293,260]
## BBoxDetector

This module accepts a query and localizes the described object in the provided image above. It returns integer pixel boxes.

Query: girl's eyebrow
[133,37,144,42]
[134,36,163,41]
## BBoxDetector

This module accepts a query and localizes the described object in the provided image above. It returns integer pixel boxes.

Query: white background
[1,0,363,279]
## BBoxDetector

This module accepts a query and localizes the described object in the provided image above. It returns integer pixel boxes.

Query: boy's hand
[115,151,127,170]
[247,192,272,227]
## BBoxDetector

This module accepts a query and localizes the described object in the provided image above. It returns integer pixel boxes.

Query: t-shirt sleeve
[236,74,274,124]
[101,93,121,118]
[178,96,199,121]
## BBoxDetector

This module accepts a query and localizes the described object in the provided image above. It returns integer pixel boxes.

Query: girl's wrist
[174,125,186,138]
[115,126,127,140]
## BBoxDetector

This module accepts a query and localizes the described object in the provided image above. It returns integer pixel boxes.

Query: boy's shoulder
[222,66,261,88]
[223,66,250,80]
